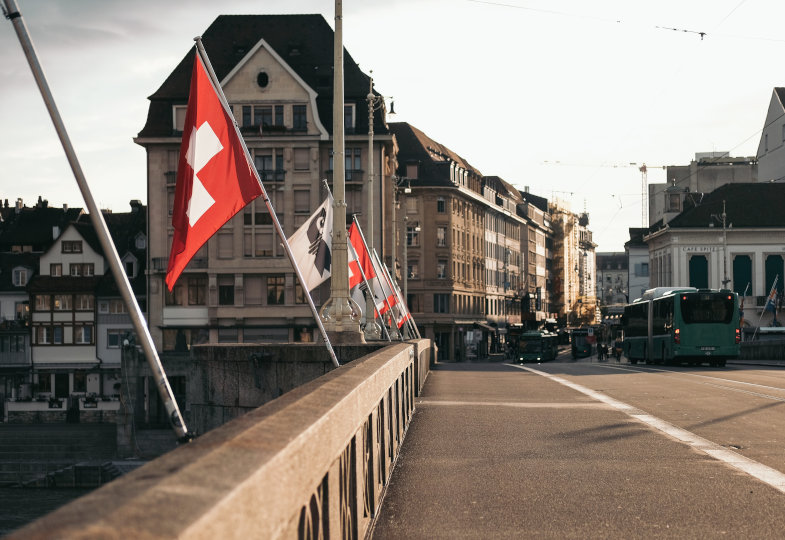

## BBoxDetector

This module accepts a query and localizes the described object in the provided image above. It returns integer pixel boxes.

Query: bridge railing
[10,339,432,540]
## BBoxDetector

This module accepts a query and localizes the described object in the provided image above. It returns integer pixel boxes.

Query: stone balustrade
[9,339,432,539]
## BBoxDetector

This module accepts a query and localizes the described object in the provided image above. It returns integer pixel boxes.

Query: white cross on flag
[166,53,262,290]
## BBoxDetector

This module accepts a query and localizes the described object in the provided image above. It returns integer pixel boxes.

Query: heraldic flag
[166,52,262,291]
[288,195,334,292]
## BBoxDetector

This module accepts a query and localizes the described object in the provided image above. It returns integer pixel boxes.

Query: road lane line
[512,364,785,494]
[588,363,785,402]
[417,400,611,409]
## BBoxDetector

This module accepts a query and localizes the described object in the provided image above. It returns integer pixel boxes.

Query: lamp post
[320,0,363,342]
[364,73,393,340]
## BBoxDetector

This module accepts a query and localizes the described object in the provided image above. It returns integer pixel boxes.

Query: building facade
[388,123,525,361]
[134,15,396,352]
[646,183,785,327]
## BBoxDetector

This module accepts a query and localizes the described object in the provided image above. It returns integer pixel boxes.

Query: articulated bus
[622,287,740,367]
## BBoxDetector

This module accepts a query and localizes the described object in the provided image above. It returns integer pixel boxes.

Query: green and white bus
[622,287,740,367]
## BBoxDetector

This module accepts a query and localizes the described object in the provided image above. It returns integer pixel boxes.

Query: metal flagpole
[371,249,404,341]
[349,216,391,341]
[3,0,192,441]
[194,38,340,368]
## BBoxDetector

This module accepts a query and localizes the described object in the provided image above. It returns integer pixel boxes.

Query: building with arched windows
[645,183,785,328]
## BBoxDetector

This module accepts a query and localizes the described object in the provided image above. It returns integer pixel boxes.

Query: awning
[473,322,495,332]
[32,362,100,371]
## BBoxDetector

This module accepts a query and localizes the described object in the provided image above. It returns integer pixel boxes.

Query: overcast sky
[2,0,784,252]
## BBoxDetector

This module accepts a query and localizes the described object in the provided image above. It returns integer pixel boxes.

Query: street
[372,353,785,538]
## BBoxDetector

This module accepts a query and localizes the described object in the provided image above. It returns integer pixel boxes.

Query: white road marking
[511,363,785,494]
[588,363,785,402]
[417,400,610,409]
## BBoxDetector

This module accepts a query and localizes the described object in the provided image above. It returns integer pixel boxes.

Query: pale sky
[2,0,784,252]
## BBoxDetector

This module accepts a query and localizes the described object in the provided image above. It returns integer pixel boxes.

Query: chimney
[63,203,68,211]
[15,198,22,213]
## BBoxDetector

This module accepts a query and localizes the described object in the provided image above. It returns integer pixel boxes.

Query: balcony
[325,169,365,186]
[151,257,207,273]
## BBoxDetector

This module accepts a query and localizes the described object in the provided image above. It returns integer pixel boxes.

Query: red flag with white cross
[166,53,262,291]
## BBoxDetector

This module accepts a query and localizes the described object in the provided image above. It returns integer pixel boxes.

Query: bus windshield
[521,339,542,353]
[680,293,734,324]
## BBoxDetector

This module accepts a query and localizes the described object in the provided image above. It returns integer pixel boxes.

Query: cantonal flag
[166,52,262,290]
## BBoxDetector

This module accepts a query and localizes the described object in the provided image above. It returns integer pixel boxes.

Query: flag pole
[350,215,398,340]
[193,38,340,368]
[3,0,192,441]
[371,249,404,341]
[349,216,392,341]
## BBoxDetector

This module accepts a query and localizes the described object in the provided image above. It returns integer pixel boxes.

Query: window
[244,275,263,305]
[345,148,362,181]
[406,163,419,180]
[436,227,446,247]
[35,295,51,311]
[294,148,310,170]
[437,197,445,213]
[12,267,28,287]
[218,275,235,306]
[267,275,285,305]
[75,324,93,345]
[295,282,307,304]
[688,256,708,289]
[666,193,680,213]
[434,293,449,313]
[437,260,447,279]
[407,226,420,247]
[218,327,239,343]
[173,105,187,131]
[344,104,355,132]
[188,276,207,306]
[50,264,62,277]
[294,190,310,213]
[408,262,419,279]
[732,255,752,296]
[293,105,307,131]
[36,326,52,345]
[73,371,86,393]
[107,298,124,313]
[70,263,94,277]
[53,294,72,311]
[218,233,233,259]
[125,260,136,277]
[107,329,126,349]
[61,240,82,253]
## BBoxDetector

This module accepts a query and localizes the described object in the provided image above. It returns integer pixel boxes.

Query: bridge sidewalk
[371,361,785,539]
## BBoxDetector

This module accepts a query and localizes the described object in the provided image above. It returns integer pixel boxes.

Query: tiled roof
[667,183,785,228]
[388,122,482,187]
[137,14,384,139]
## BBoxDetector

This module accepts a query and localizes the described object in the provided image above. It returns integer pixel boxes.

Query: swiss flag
[166,53,262,290]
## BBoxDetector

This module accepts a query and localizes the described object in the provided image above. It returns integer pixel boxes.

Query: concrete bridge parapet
[9,340,432,539]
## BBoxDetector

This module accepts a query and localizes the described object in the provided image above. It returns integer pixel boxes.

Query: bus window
[680,294,734,324]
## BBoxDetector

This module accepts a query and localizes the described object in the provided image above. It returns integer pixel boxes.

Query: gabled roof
[389,122,482,187]
[519,191,549,213]
[137,14,384,139]
[0,203,84,253]
[667,183,785,228]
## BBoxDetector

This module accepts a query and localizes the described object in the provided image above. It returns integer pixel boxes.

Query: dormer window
[344,104,355,133]
[12,267,28,287]
[173,105,187,132]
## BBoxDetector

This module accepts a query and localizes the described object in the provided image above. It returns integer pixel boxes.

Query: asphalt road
[371,353,785,539]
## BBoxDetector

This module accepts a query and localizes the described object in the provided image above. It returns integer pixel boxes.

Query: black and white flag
[288,195,333,292]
